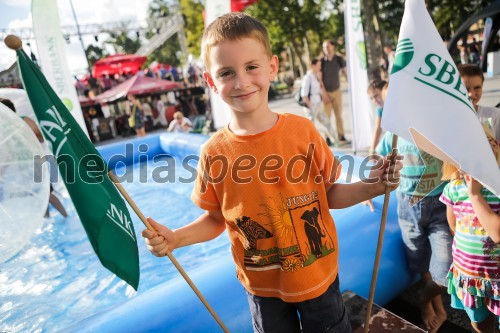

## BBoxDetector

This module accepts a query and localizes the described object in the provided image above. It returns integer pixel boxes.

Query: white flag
[382,0,500,197]
[344,0,374,151]
[32,0,89,136]
[205,0,233,129]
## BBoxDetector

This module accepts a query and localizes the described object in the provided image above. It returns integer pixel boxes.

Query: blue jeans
[397,192,453,286]
[246,276,351,333]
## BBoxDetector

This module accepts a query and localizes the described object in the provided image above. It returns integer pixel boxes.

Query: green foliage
[246,0,336,76]
[106,30,141,54]
[179,0,205,57]
[375,0,405,46]
[145,0,183,66]
[85,44,109,66]
[429,0,491,40]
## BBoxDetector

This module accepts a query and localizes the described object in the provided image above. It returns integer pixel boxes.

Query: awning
[92,54,147,78]
[94,74,180,103]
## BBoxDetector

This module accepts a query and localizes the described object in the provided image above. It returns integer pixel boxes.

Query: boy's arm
[369,116,382,154]
[465,175,500,243]
[326,156,402,209]
[142,210,226,257]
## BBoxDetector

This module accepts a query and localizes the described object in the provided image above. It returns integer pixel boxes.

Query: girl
[440,130,500,333]
[367,79,388,155]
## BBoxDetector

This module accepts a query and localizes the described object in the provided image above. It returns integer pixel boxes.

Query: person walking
[320,40,348,144]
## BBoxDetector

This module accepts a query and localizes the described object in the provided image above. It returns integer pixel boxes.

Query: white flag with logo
[344,0,373,151]
[32,0,89,136]
[382,0,500,196]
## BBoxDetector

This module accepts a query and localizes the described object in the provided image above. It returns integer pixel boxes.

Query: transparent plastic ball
[0,103,49,263]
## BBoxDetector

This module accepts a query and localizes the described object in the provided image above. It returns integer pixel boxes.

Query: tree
[429,0,490,41]
[106,29,142,55]
[179,0,205,57]
[85,44,109,67]
[145,0,184,66]
[246,0,334,79]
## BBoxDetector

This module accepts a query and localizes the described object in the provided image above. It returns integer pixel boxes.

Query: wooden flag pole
[108,171,230,333]
[363,134,399,333]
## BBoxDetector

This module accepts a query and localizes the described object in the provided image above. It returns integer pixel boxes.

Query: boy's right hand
[142,217,176,257]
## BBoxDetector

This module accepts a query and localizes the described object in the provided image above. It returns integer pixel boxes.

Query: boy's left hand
[368,154,403,195]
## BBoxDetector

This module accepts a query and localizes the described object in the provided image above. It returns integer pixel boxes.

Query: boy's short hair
[173,111,183,119]
[367,79,388,92]
[0,98,16,112]
[201,12,271,70]
[457,64,484,82]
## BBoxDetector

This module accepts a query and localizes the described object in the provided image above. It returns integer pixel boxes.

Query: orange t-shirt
[191,113,341,302]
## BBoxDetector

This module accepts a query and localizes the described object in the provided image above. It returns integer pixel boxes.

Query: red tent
[94,74,179,103]
[92,54,147,78]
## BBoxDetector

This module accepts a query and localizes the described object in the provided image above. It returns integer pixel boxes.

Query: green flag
[16,48,140,290]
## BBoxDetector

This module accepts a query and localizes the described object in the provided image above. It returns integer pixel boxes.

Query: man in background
[320,40,348,143]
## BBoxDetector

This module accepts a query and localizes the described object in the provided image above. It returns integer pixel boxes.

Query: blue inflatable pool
[58,132,413,332]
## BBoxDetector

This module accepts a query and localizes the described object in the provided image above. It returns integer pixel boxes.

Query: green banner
[16,49,139,290]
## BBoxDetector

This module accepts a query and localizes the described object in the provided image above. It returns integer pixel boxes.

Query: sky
[0,0,151,76]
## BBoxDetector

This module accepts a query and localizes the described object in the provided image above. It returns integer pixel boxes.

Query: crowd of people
[75,63,202,99]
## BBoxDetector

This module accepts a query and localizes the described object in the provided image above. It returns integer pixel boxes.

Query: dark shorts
[246,276,351,333]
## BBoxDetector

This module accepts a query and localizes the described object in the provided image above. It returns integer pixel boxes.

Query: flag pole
[108,171,230,333]
[363,134,399,333]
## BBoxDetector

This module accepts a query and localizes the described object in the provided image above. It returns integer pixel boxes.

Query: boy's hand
[368,154,403,195]
[142,217,176,257]
[464,174,483,196]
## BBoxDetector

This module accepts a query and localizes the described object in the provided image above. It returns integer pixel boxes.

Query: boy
[142,13,401,332]
[458,64,500,140]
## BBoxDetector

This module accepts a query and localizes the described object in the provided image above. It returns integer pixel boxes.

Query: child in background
[142,12,402,332]
[458,64,500,140]
[440,129,500,333]
[367,79,388,155]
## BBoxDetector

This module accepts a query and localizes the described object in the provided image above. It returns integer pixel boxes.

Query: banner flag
[14,45,140,289]
[32,0,89,136]
[382,0,500,197]
[205,0,233,129]
[344,0,374,151]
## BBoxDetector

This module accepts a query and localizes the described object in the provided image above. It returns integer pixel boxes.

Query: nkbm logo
[391,38,414,74]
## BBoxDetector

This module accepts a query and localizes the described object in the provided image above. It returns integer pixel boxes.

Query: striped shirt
[440,179,500,313]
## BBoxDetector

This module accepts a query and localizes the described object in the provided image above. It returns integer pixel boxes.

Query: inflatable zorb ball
[0,103,49,263]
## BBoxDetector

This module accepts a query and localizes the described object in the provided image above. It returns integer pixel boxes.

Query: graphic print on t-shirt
[237,192,335,273]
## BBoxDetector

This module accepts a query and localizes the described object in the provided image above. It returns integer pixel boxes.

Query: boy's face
[203,38,278,116]
[368,88,384,107]
[461,75,483,109]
